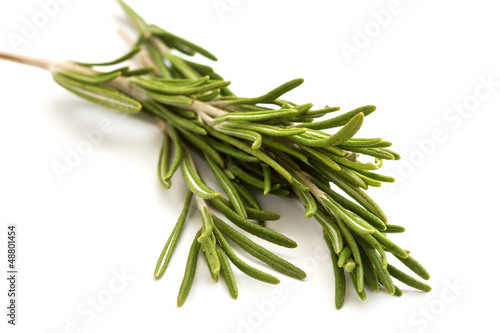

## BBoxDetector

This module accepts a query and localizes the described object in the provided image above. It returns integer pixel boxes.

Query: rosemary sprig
[0,0,431,308]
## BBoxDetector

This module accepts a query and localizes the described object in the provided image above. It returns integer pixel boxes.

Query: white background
[1,0,498,332]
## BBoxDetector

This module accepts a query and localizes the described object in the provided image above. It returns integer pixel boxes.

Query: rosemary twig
[0,0,431,309]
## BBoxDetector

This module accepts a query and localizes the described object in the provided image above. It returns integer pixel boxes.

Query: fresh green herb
[0,0,431,308]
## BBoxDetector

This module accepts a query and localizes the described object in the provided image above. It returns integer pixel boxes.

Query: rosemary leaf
[206,156,247,218]
[157,132,172,189]
[177,229,201,307]
[213,216,306,279]
[219,78,304,106]
[314,211,343,254]
[217,198,280,221]
[211,198,297,248]
[75,46,142,67]
[154,191,193,278]
[386,264,432,292]
[56,68,123,84]
[180,154,221,199]
[322,229,346,309]
[52,73,142,114]
[216,245,238,299]
[213,225,280,284]
[298,105,376,129]
[150,24,218,61]
[394,254,431,280]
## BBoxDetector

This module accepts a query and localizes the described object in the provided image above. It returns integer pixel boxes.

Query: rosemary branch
[0,0,431,309]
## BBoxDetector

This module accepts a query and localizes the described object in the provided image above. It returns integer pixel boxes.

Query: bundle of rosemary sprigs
[0,0,430,308]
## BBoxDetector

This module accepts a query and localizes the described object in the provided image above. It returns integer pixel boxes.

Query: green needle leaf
[345,258,356,273]
[157,133,172,189]
[150,24,218,61]
[215,124,263,150]
[191,88,220,101]
[178,127,225,168]
[387,264,432,292]
[262,138,308,163]
[131,76,230,95]
[349,270,367,301]
[228,180,261,210]
[353,172,382,187]
[231,182,262,210]
[220,122,307,137]
[213,225,280,284]
[145,91,193,106]
[200,235,220,278]
[52,73,142,114]
[226,161,279,192]
[75,46,142,67]
[147,43,172,78]
[341,147,396,160]
[216,245,238,299]
[338,138,383,148]
[152,76,210,86]
[322,229,346,309]
[262,164,272,195]
[357,237,394,295]
[200,235,219,282]
[296,188,317,218]
[162,124,183,183]
[319,194,375,236]
[204,136,260,163]
[368,141,393,148]
[117,0,151,39]
[206,156,247,218]
[217,198,280,221]
[154,191,193,278]
[327,153,383,171]
[372,230,408,259]
[56,68,123,85]
[337,247,352,267]
[312,178,386,230]
[382,148,401,160]
[162,52,201,79]
[211,198,297,248]
[198,205,214,242]
[328,164,369,190]
[384,224,406,233]
[327,172,387,223]
[395,254,431,280]
[300,145,341,172]
[206,126,294,183]
[213,216,306,279]
[196,198,220,276]
[299,105,340,119]
[180,154,221,199]
[298,105,376,130]
[355,169,396,183]
[219,78,304,106]
[177,229,201,307]
[292,113,364,147]
[335,216,364,292]
[315,210,343,254]
[359,246,380,292]
[145,101,206,135]
[211,109,298,125]
[284,168,310,192]
[358,234,388,269]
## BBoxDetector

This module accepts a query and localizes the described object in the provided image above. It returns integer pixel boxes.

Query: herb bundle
[0,0,430,308]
